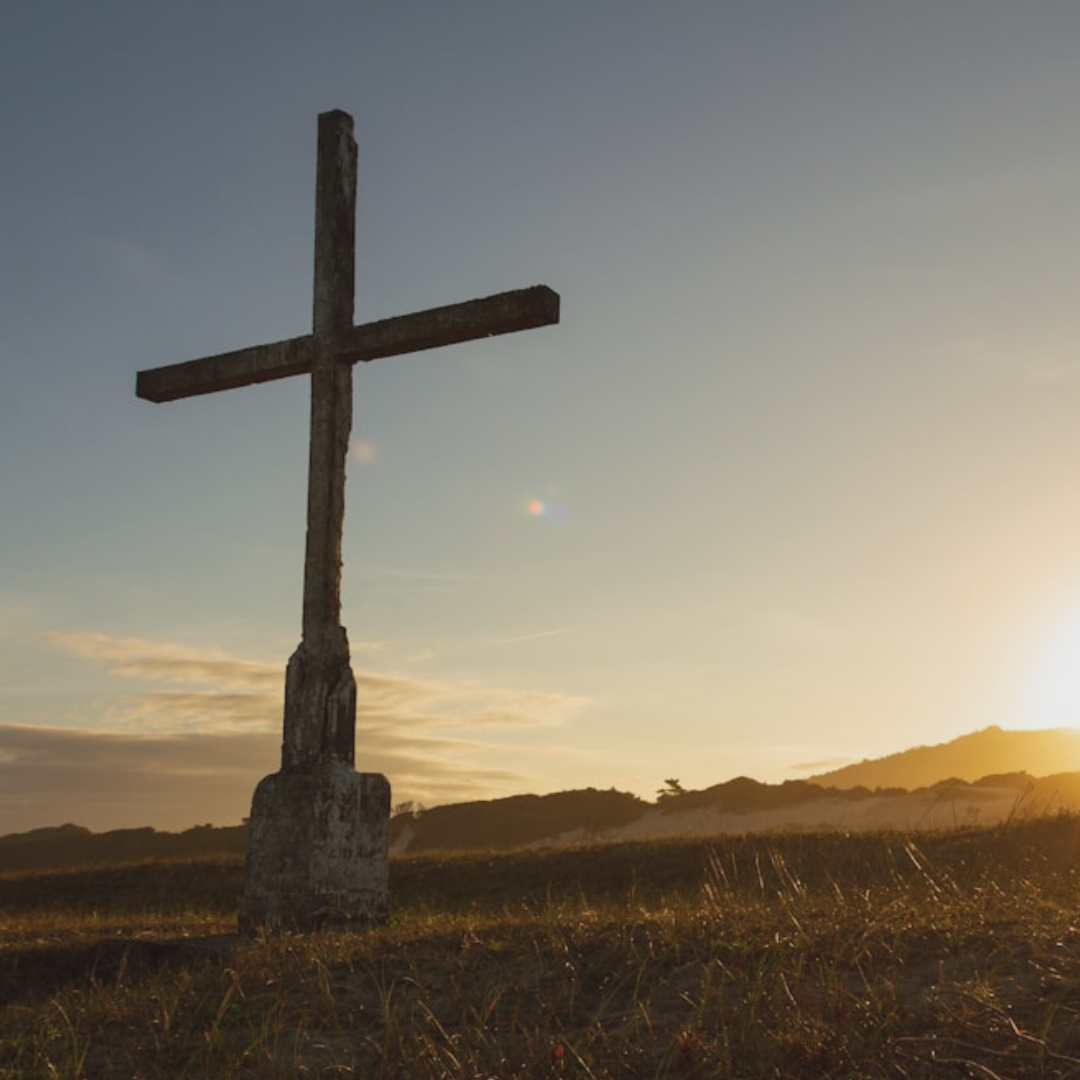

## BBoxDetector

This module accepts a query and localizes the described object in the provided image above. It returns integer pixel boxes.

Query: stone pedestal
[239,763,390,932]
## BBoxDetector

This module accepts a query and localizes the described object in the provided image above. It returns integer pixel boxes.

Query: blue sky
[5,3,1080,832]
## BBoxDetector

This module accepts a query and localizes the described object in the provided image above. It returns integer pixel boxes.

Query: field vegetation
[4,817,1080,1077]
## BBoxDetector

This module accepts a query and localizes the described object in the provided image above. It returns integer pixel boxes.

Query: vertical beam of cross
[305,110,356,652]
[135,110,560,779]
[273,109,361,771]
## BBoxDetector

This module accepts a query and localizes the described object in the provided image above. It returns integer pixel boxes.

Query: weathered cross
[135,110,559,929]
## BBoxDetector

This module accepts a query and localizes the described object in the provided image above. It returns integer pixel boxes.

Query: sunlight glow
[1017,603,1080,730]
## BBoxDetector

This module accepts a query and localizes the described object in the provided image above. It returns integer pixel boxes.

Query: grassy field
[4,818,1080,1078]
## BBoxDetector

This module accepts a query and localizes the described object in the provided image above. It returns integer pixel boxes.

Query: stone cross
[136,110,559,930]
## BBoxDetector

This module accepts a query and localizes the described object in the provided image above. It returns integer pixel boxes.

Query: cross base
[282,635,357,769]
[239,763,390,932]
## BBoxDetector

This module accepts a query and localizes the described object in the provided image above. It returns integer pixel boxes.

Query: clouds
[43,631,281,734]
[941,334,1080,388]
[0,631,588,833]
[87,236,166,291]
[0,722,275,835]
[44,632,281,689]
[490,627,574,647]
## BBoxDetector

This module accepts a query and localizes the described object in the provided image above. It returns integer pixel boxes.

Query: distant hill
[9,727,1080,868]
[389,768,1080,854]
[10,773,1080,869]
[0,822,247,872]
[809,726,1080,790]
[389,788,647,853]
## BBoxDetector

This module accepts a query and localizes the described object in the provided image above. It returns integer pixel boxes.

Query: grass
[4,818,1080,1077]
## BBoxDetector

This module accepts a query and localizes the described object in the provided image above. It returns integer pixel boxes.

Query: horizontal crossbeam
[136,335,315,403]
[338,285,560,364]
[136,285,559,404]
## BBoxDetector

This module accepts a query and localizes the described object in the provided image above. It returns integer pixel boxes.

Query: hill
[810,725,1080,789]
[390,769,1080,853]
[8,727,1080,867]
[0,822,247,872]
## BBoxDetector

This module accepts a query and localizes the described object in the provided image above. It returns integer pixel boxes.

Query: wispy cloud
[0,722,277,834]
[13,630,590,831]
[43,632,280,690]
[862,163,1078,224]
[752,611,849,646]
[0,720,535,835]
[358,670,574,729]
[789,756,853,776]
[43,632,281,734]
[353,564,507,596]
[490,627,574,646]
[941,335,1080,387]
[87,235,164,289]
[0,586,57,644]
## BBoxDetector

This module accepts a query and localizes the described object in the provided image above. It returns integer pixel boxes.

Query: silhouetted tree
[657,779,685,801]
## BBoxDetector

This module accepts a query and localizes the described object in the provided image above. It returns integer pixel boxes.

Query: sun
[1015,603,1080,731]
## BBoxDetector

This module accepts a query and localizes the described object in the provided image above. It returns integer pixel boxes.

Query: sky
[5,3,1080,834]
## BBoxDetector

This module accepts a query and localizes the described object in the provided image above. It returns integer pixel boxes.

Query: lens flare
[351,438,375,464]
[524,494,568,523]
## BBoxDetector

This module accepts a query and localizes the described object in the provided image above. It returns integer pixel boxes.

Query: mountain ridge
[5,726,1080,868]
[809,725,1080,790]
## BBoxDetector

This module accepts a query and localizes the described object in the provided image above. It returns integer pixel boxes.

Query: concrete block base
[239,764,390,932]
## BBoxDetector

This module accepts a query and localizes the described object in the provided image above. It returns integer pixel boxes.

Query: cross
[136,110,559,777]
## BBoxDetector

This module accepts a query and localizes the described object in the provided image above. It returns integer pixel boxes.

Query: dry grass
[4,817,1080,1078]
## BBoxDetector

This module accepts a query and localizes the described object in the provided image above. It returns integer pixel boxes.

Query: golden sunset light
[4,6,1080,835]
